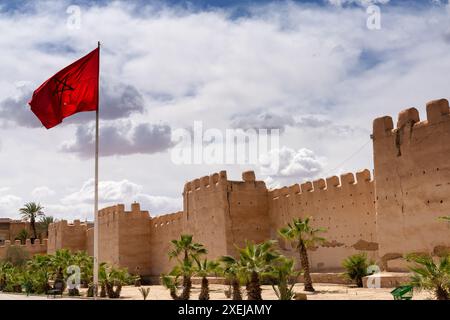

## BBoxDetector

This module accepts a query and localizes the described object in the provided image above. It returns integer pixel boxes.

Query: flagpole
[93,41,100,299]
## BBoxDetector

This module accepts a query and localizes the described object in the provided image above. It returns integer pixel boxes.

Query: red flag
[29,48,99,129]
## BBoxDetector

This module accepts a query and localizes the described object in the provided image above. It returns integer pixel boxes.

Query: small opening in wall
[440,200,444,204]
[427,200,430,204]
[423,171,426,174]
[437,168,440,171]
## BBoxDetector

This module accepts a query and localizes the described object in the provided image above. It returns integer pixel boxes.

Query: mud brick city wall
[47,220,87,254]
[41,99,450,276]
[268,169,378,272]
[0,239,47,260]
[373,99,450,271]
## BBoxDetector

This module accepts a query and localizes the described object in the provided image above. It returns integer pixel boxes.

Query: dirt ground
[117,283,433,300]
[0,283,434,300]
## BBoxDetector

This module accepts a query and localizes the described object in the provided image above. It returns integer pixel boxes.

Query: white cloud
[327,0,390,6]
[62,179,181,217]
[31,186,55,199]
[259,147,326,187]
[0,1,449,221]
[0,194,22,218]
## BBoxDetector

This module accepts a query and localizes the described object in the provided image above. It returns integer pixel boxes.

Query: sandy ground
[0,283,434,300]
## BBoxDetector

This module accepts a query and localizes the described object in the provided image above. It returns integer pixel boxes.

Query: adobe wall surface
[92,203,153,275]
[268,169,378,272]
[373,99,450,271]
[97,205,120,267]
[34,99,450,277]
[117,203,152,275]
[0,239,47,260]
[148,211,183,276]
[47,220,87,254]
[182,171,230,260]
[225,171,271,253]
[0,220,31,244]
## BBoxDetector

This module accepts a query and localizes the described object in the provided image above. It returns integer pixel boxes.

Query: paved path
[0,293,84,300]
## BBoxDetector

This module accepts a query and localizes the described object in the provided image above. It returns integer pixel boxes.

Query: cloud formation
[230,110,294,133]
[230,110,360,137]
[61,179,181,216]
[259,147,326,188]
[0,188,22,218]
[327,0,390,6]
[1,0,450,220]
[60,121,173,158]
[31,186,56,200]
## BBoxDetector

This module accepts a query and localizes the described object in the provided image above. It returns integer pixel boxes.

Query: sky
[1,0,450,220]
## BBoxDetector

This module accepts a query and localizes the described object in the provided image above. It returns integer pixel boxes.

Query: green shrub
[407,253,450,300]
[342,253,375,287]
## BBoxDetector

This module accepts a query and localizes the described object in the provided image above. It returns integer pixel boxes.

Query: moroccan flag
[29,47,99,129]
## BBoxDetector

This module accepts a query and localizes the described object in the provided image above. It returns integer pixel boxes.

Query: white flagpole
[93,41,100,299]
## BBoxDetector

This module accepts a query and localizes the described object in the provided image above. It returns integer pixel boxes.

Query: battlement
[98,203,150,221]
[268,169,373,200]
[151,211,183,229]
[0,238,48,249]
[0,238,48,260]
[183,170,228,193]
[373,99,450,138]
[49,219,89,230]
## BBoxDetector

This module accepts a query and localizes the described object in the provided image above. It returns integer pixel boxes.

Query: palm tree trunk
[181,275,192,300]
[199,277,209,300]
[436,286,449,300]
[169,287,180,300]
[299,241,315,292]
[232,277,242,300]
[247,271,262,300]
[31,217,37,243]
[356,277,363,288]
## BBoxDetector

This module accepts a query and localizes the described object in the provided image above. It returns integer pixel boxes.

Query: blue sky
[1,0,450,219]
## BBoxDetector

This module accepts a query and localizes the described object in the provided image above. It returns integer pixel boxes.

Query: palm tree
[194,257,220,300]
[238,240,279,300]
[220,255,243,300]
[38,216,54,238]
[14,229,29,244]
[0,261,13,291]
[167,234,207,300]
[270,256,301,300]
[104,266,134,298]
[439,216,450,222]
[19,202,45,242]
[26,254,52,293]
[72,251,93,288]
[342,253,374,287]
[162,260,195,300]
[278,217,326,292]
[407,253,450,300]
